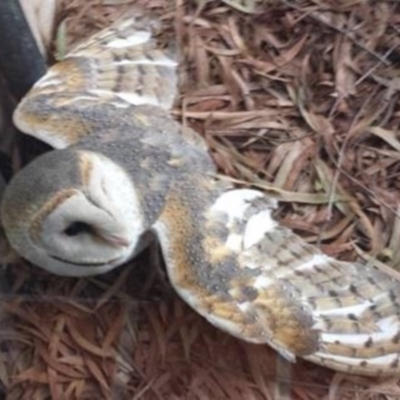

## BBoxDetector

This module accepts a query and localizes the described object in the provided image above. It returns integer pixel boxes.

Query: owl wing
[13,17,178,148]
[153,176,400,376]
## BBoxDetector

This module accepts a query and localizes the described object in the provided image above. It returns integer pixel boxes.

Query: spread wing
[13,17,178,148]
[153,176,400,376]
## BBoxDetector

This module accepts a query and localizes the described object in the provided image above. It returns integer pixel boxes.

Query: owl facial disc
[1,149,146,276]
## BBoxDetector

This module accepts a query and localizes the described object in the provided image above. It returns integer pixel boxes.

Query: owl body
[73,104,217,226]
[3,16,400,376]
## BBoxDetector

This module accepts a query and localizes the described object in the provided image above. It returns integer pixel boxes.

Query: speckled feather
[13,17,178,148]
[73,104,216,225]
[9,17,400,376]
[154,175,400,376]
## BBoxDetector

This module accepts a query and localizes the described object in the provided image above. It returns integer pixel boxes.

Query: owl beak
[102,234,130,248]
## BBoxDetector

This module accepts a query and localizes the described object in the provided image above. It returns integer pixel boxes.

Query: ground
[1,0,400,399]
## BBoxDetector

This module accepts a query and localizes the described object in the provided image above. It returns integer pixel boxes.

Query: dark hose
[0,0,46,100]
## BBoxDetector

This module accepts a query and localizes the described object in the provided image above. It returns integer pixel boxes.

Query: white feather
[106,31,151,48]
[34,70,62,88]
[315,301,371,318]
[210,189,275,223]
[114,58,177,67]
[295,254,331,272]
[116,92,166,106]
[311,352,400,368]
[225,233,243,252]
[253,275,273,289]
[243,210,277,249]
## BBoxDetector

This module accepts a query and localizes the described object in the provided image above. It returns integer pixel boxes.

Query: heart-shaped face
[1,149,146,277]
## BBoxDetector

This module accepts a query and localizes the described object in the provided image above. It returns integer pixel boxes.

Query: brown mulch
[1,0,400,398]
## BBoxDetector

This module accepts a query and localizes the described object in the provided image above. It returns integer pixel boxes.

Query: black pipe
[0,0,46,101]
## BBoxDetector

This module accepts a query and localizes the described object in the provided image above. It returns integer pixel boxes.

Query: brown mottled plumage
[153,175,400,376]
[3,16,400,377]
[13,18,179,148]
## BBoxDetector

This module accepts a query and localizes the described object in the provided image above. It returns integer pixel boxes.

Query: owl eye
[64,221,93,236]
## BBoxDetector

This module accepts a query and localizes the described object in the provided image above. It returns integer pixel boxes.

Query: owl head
[1,149,146,276]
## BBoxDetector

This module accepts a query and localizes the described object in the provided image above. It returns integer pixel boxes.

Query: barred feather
[13,17,178,148]
[154,181,400,376]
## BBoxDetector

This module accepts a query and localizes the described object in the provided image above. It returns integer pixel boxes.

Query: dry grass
[1,0,400,398]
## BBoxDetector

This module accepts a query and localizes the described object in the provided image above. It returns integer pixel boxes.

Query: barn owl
[2,17,400,377]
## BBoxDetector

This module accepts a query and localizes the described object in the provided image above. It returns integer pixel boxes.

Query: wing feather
[13,17,178,148]
[154,177,400,375]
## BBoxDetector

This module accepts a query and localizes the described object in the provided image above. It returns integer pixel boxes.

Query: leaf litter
[1,0,400,398]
